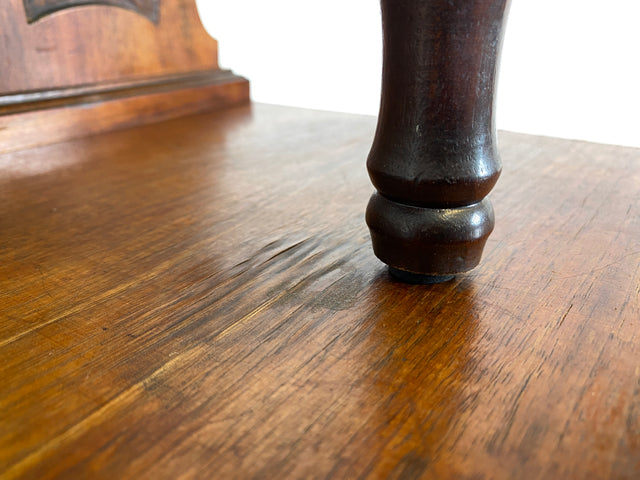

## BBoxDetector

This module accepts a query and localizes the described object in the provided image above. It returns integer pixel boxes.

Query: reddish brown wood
[0,75,249,153]
[0,0,249,150]
[1,104,640,479]
[1,0,219,93]
[367,0,511,281]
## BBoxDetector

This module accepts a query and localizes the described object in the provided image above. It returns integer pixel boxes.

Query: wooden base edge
[0,72,250,153]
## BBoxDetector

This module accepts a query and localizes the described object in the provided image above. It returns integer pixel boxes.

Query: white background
[196,0,640,148]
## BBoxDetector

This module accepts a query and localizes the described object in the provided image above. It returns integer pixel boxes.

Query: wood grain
[367,0,510,277]
[1,0,218,93]
[0,74,249,154]
[1,104,639,479]
[0,0,249,153]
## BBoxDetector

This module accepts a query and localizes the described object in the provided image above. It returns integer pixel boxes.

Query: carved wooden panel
[1,0,221,93]
[23,0,159,23]
[1,0,249,151]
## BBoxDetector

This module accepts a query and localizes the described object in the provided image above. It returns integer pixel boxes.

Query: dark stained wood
[367,0,511,279]
[1,104,640,479]
[0,0,249,151]
[23,0,160,24]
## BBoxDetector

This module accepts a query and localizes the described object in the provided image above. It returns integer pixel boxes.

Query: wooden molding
[366,0,510,281]
[1,0,250,151]
[0,73,249,153]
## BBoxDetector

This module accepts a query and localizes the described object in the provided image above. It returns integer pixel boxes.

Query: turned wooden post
[366,0,511,283]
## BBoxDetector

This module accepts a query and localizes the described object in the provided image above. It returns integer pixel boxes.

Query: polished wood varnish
[367,0,511,279]
[1,104,639,478]
[0,0,249,153]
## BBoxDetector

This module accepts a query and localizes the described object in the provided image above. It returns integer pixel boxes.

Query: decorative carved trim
[23,0,160,24]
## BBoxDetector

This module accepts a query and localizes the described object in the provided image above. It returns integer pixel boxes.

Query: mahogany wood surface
[1,104,639,479]
[0,75,249,154]
[367,0,511,279]
[1,0,219,93]
[0,0,250,152]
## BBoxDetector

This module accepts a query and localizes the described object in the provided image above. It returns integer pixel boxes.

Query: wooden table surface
[1,104,639,479]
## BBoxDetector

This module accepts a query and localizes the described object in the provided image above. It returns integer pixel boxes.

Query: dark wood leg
[366,0,511,283]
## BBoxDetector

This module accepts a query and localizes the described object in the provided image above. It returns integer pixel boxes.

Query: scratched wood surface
[1,104,639,479]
